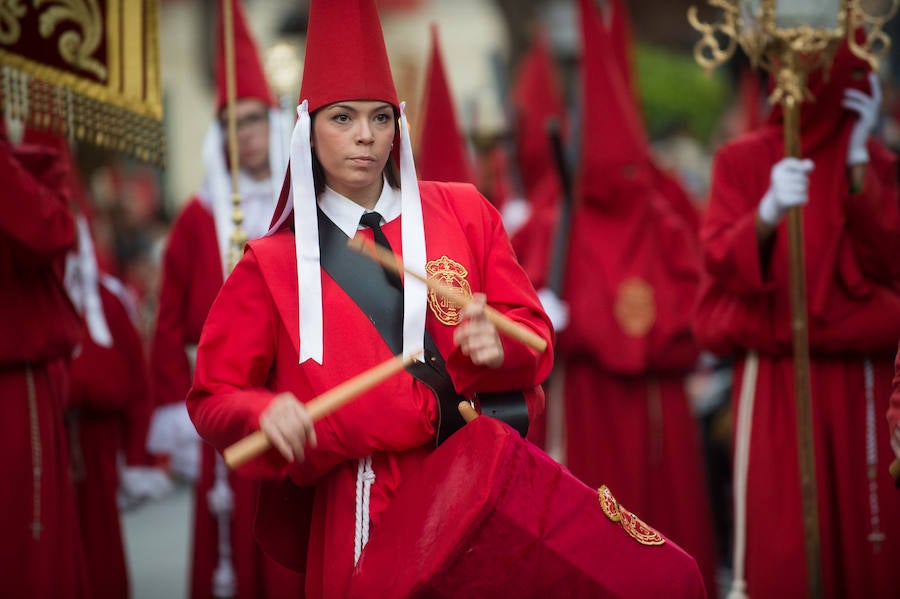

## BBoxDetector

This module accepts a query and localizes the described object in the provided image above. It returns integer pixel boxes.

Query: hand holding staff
[223,352,420,469]
[348,237,548,353]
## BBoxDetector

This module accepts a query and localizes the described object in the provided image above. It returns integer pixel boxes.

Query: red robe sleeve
[150,200,223,409]
[0,141,81,364]
[0,140,75,264]
[186,249,282,478]
[111,287,154,466]
[841,142,900,283]
[443,187,555,395]
[701,135,777,297]
[68,285,153,464]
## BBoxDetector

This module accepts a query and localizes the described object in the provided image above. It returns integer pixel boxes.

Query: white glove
[537,288,570,332]
[758,157,814,225]
[118,466,174,510]
[207,479,234,516]
[146,403,202,482]
[501,196,531,237]
[844,72,881,166]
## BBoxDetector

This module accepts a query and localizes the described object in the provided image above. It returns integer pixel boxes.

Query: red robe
[698,50,900,596]
[68,282,153,598]
[0,140,89,597]
[151,196,305,599]
[188,182,554,598]
[888,341,900,433]
[554,184,720,598]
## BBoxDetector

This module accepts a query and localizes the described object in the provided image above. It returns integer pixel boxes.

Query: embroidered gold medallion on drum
[598,485,665,546]
[426,255,472,325]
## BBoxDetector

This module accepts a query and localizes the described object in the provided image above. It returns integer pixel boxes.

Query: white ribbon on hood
[272,100,426,365]
[65,215,113,347]
[198,107,291,279]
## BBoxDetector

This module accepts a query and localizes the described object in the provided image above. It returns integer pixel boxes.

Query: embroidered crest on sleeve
[425,255,472,325]
[598,485,665,546]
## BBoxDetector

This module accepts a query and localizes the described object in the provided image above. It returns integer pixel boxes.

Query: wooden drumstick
[348,237,548,353]
[458,400,479,423]
[223,351,420,469]
[890,458,900,487]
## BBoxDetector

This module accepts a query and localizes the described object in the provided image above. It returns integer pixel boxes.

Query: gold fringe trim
[0,58,165,165]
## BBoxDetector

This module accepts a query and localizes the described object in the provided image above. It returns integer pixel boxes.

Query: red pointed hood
[298,0,399,114]
[767,32,872,155]
[510,29,567,198]
[214,0,275,111]
[416,24,474,184]
[575,0,651,211]
[608,0,637,99]
[737,67,764,135]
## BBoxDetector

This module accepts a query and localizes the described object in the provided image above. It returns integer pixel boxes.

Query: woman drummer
[186,1,554,596]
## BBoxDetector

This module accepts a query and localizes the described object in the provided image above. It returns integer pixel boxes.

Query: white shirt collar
[318,176,402,238]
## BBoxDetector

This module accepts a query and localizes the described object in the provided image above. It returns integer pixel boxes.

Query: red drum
[348,416,707,598]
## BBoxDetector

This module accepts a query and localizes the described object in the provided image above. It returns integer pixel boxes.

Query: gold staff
[222,0,247,270]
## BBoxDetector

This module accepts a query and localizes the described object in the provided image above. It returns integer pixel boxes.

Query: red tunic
[889,341,900,434]
[698,77,900,596]
[0,140,89,598]
[151,197,305,599]
[68,282,152,598]
[555,184,720,598]
[188,181,554,598]
[150,197,223,409]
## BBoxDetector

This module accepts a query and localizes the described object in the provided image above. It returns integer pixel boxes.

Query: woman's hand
[454,293,504,369]
[259,392,318,463]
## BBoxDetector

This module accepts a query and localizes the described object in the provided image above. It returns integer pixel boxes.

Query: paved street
[122,483,194,599]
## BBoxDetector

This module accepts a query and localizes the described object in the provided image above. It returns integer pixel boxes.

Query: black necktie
[359,211,403,289]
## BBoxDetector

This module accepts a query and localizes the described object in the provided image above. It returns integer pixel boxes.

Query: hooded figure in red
[57,142,171,599]
[0,128,90,597]
[549,0,721,595]
[507,28,569,292]
[699,36,900,598]
[146,1,302,597]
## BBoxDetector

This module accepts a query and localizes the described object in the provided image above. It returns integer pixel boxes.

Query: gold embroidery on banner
[614,277,656,337]
[0,0,26,44]
[36,0,107,80]
[0,0,164,164]
[425,255,472,326]
[597,485,665,546]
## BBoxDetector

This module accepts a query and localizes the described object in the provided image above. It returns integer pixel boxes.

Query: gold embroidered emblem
[614,277,656,337]
[598,485,622,523]
[426,255,472,326]
[620,506,666,546]
[597,485,665,546]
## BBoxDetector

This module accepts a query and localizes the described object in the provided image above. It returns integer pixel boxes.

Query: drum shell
[349,416,706,598]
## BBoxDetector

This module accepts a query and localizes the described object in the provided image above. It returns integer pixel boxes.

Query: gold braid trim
[598,485,666,547]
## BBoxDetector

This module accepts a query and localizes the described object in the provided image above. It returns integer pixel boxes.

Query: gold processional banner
[0,0,164,164]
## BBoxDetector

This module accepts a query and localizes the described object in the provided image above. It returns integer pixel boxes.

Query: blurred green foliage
[635,43,731,142]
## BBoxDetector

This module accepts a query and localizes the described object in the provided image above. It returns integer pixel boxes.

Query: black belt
[317,208,527,445]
